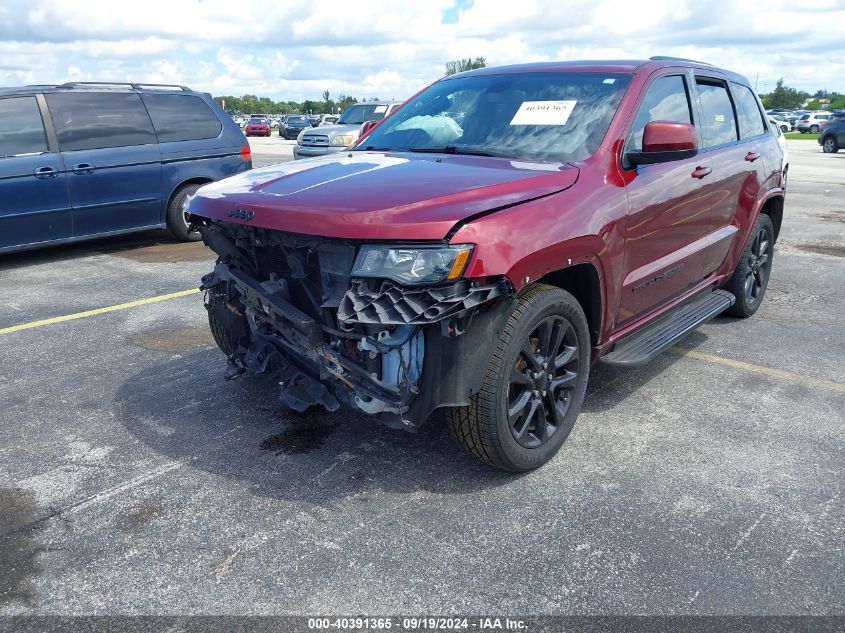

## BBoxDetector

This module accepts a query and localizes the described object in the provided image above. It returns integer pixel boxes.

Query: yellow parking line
[668,347,845,394]
[0,288,201,335]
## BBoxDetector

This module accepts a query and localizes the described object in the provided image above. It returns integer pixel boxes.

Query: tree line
[761,79,844,110]
[216,92,372,115]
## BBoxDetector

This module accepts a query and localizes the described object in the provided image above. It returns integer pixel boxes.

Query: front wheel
[165,183,203,242]
[446,284,590,472]
[822,136,838,153]
[723,214,774,318]
[809,124,819,134]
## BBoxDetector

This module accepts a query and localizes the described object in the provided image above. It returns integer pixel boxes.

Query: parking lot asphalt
[248,135,296,167]
[0,140,842,616]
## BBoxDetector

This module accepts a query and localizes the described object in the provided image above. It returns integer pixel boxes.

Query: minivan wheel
[446,283,590,472]
[166,183,203,242]
[724,214,774,318]
[822,136,838,153]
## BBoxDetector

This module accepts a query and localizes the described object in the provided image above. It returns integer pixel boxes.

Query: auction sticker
[510,100,577,126]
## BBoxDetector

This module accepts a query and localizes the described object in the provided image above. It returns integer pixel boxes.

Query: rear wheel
[724,214,774,318]
[165,183,203,242]
[446,284,590,472]
[822,136,838,153]
[810,124,820,134]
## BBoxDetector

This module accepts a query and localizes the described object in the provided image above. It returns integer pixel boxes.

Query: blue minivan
[0,82,251,253]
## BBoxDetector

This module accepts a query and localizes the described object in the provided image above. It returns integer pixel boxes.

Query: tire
[822,136,838,153]
[723,214,774,318]
[780,124,788,133]
[809,125,819,134]
[207,288,247,357]
[165,183,203,242]
[446,284,590,472]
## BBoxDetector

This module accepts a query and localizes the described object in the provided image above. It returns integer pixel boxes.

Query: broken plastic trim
[338,278,502,325]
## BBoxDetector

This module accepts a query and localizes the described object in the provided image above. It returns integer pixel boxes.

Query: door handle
[33,166,57,179]
[72,163,95,175]
[691,166,712,179]
[745,152,761,162]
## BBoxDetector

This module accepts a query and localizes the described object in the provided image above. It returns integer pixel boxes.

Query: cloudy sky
[1,0,843,102]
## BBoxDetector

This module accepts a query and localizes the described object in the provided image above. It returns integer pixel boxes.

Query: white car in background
[768,113,792,132]
[769,117,789,189]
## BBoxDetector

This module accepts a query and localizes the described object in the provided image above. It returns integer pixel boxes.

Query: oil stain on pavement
[126,326,214,353]
[260,422,337,455]
[110,240,214,264]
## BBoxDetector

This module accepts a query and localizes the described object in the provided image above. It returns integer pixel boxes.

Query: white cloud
[0,0,843,100]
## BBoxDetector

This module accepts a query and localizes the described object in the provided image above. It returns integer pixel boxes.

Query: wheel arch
[167,177,214,213]
[536,263,603,348]
[759,194,784,243]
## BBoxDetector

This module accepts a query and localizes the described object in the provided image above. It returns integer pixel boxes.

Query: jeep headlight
[330,134,355,147]
[296,129,306,144]
[352,244,473,285]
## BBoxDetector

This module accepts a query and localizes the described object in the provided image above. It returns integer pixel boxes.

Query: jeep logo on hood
[228,207,255,221]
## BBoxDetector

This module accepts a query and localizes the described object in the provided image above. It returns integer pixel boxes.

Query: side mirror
[361,120,379,136]
[627,121,698,166]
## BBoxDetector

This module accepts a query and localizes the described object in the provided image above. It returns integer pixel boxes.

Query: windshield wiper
[406,146,512,158]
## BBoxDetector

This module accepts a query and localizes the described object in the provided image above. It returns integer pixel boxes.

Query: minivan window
[46,92,157,151]
[731,82,766,138]
[696,79,738,148]
[142,93,222,142]
[357,72,632,162]
[627,75,692,152]
[0,96,48,157]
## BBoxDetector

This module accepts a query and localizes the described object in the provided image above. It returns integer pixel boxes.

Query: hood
[302,123,361,137]
[188,151,579,241]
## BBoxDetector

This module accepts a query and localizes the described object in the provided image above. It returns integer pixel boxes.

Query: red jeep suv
[189,57,785,472]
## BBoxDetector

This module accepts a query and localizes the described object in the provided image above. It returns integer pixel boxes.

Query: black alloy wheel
[743,225,772,309]
[724,213,775,318]
[507,315,580,449]
[446,283,590,472]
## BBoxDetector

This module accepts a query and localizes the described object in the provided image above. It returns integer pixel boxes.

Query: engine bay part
[198,221,507,428]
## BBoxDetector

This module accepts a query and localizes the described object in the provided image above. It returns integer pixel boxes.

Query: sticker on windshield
[510,100,577,126]
[374,105,388,114]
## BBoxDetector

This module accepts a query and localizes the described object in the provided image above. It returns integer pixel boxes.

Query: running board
[600,289,735,368]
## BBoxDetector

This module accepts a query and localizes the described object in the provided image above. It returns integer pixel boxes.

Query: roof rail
[649,56,712,66]
[57,81,192,91]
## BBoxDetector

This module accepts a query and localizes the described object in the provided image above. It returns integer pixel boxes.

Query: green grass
[784,131,819,141]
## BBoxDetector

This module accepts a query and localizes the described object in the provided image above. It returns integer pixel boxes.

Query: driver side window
[627,75,693,152]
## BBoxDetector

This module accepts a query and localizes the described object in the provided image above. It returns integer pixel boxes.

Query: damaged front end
[198,221,513,430]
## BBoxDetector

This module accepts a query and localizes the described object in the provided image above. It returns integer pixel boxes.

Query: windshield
[287,116,308,124]
[355,72,631,162]
[337,104,392,125]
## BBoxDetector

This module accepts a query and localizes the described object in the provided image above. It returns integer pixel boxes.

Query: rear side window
[142,94,222,142]
[0,96,48,157]
[46,92,156,151]
[627,75,692,152]
[696,79,738,147]
[731,83,766,138]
